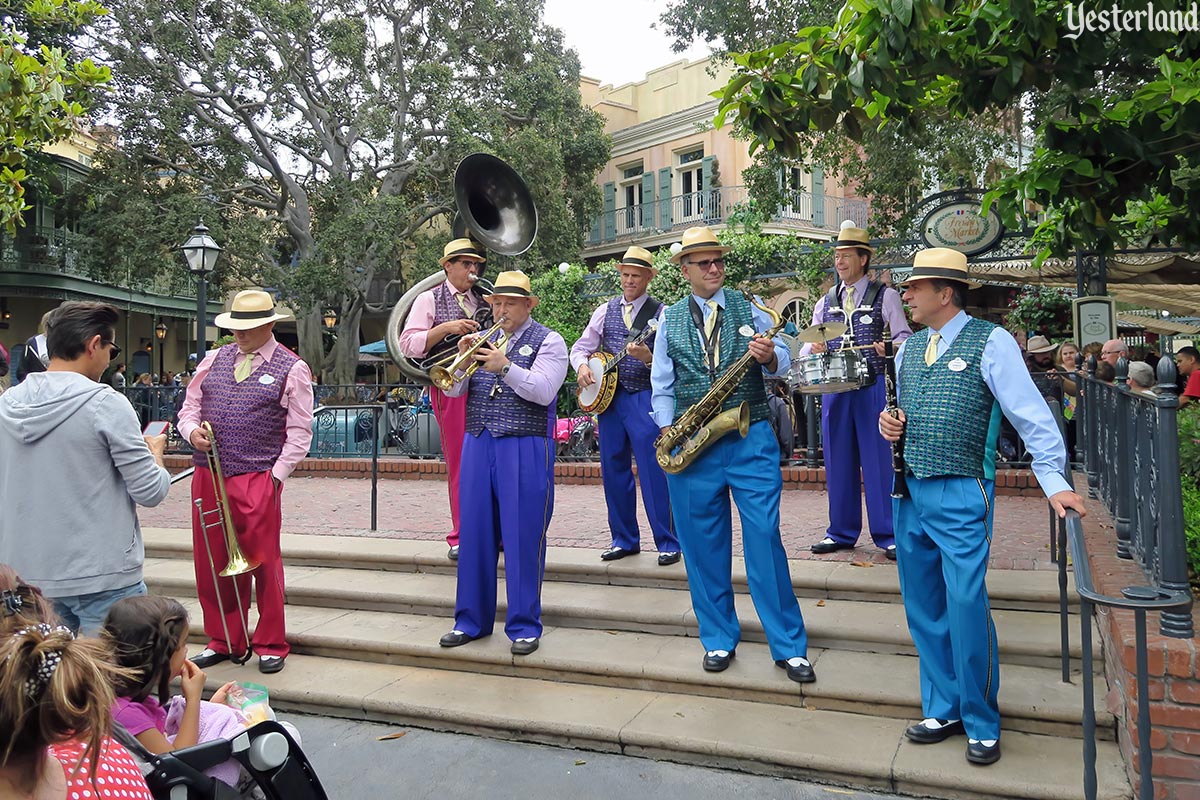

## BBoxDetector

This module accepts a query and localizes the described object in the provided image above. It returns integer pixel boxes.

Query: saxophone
[654,294,786,474]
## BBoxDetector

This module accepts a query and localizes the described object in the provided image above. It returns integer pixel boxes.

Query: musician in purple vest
[803,222,912,560]
[178,290,314,675]
[398,237,488,561]
[437,271,568,656]
[570,246,679,565]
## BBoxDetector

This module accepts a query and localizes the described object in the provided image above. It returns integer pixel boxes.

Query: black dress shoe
[702,650,735,672]
[258,655,285,674]
[657,551,681,566]
[511,638,539,656]
[775,658,816,683]
[447,545,459,562]
[884,545,897,561]
[810,538,854,555]
[439,630,477,648]
[601,546,639,561]
[190,649,231,669]
[905,719,966,744]
[966,740,1001,765]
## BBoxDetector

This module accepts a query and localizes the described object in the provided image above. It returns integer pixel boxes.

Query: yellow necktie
[234,353,255,382]
[623,303,634,329]
[924,332,941,366]
[455,292,470,316]
[704,300,720,364]
[844,284,855,312]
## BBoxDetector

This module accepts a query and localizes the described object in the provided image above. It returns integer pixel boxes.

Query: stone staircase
[141,528,1130,799]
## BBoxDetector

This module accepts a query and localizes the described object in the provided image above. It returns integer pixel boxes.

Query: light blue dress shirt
[649,288,790,428]
[895,310,1071,497]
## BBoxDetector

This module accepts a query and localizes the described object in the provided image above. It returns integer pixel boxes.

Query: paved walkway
[144,475,1056,570]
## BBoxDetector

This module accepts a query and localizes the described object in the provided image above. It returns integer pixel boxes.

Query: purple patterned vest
[193,343,297,477]
[820,280,887,383]
[601,297,656,394]
[432,282,471,326]
[465,321,554,438]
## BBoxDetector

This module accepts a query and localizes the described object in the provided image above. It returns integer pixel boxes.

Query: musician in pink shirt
[177,290,313,675]
[569,246,678,565]
[397,238,488,561]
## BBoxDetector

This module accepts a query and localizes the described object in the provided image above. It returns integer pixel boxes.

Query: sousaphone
[386,154,538,384]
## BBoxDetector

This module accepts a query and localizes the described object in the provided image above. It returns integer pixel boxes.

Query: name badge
[948,358,968,372]
[738,324,756,338]
[259,374,276,385]
[518,344,534,357]
[859,314,873,325]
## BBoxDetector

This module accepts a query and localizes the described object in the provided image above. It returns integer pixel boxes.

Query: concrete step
[142,527,1076,613]
[145,556,1100,670]
[171,596,1111,740]
[194,652,1130,800]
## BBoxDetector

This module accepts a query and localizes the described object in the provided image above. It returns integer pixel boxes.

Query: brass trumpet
[193,420,256,664]
[428,317,509,391]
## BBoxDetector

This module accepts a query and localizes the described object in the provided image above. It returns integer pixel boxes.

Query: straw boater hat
[484,270,539,308]
[833,220,874,254]
[1025,335,1057,354]
[439,238,486,266]
[670,225,731,265]
[900,247,982,289]
[618,245,657,276]
[214,290,294,331]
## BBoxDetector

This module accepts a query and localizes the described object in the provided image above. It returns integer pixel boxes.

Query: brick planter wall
[1079,486,1200,799]
[165,455,1045,495]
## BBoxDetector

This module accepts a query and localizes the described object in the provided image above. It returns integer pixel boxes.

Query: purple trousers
[820,378,895,548]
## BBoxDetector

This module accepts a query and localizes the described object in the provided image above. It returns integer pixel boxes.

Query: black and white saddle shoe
[905,718,965,744]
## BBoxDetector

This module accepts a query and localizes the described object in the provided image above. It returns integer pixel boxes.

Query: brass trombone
[428,317,509,391]
[193,420,257,664]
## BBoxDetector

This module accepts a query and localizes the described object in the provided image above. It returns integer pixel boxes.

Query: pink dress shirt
[798,275,912,356]
[444,318,568,407]
[569,294,661,371]
[397,283,481,359]
[177,337,315,482]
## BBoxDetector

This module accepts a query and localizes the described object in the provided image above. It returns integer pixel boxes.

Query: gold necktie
[704,300,720,364]
[455,292,470,315]
[844,284,855,312]
[924,332,941,366]
[234,353,255,382]
[623,303,634,329]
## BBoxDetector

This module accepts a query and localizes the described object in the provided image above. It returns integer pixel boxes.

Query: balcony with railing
[0,225,206,309]
[586,186,869,249]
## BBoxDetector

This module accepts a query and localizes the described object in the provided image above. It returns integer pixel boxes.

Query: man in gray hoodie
[0,301,171,634]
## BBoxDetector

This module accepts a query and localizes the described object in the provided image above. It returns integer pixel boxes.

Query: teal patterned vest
[899,317,1002,480]
[664,290,769,423]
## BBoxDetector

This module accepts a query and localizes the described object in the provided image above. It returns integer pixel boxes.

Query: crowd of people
[3,220,1182,786]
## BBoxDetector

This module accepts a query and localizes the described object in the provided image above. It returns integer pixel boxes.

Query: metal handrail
[1053,457,1193,800]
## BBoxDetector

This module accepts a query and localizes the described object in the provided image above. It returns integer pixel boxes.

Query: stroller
[112,720,329,800]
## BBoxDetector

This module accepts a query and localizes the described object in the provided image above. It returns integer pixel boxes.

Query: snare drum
[791,350,871,395]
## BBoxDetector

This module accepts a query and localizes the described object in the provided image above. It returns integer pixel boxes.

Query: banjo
[576,317,660,414]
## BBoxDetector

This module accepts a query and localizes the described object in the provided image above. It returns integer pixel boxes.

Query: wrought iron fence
[1076,355,1193,638]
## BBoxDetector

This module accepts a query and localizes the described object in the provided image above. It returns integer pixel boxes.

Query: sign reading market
[920,201,1005,256]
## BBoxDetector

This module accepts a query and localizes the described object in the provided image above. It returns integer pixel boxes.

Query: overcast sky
[543,0,714,87]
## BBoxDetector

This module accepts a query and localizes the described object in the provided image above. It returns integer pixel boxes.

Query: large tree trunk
[297,308,325,379]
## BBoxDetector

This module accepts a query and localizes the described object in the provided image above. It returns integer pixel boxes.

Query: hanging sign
[920,202,1005,256]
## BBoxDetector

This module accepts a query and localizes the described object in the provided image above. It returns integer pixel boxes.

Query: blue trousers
[599,387,677,552]
[821,378,894,547]
[453,430,554,641]
[894,475,1000,741]
[665,420,808,661]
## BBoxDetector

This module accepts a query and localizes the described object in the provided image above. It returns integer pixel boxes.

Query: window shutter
[603,181,616,241]
[811,167,825,227]
[658,168,672,228]
[640,172,655,228]
[701,156,715,221]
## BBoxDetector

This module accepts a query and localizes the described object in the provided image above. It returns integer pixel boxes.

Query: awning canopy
[1116,312,1200,336]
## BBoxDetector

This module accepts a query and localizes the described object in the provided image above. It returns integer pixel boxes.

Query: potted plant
[1005,285,1074,338]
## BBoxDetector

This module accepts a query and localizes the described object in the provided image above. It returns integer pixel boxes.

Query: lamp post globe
[155,320,167,379]
[180,221,222,369]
